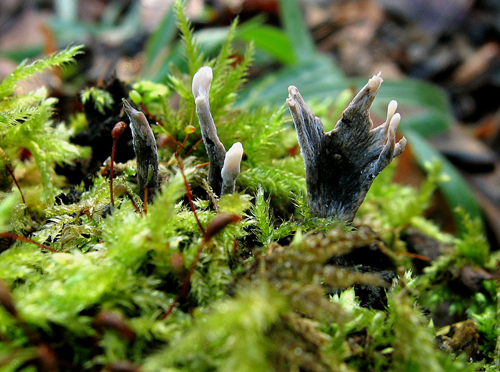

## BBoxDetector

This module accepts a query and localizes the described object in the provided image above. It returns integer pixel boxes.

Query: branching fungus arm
[287,73,406,222]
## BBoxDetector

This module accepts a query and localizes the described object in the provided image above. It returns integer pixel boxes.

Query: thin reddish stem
[110,140,117,207]
[175,133,190,157]
[168,135,184,150]
[175,108,196,157]
[175,154,205,237]
[163,154,220,320]
[185,138,204,157]
[140,103,165,127]
[110,121,127,208]
[194,162,210,168]
[187,106,201,139]
[162,214,241,319]
[143,187,148,216]
[163,239,207,320]
[4,165,25,205]
[395,251,431,261]
[0,232,58,252]
[181,133,191,150]
[127,192,143,216]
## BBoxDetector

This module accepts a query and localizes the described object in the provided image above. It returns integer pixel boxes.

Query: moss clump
[0,1,497,371]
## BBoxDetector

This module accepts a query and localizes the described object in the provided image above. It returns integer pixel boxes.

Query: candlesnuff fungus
[287,73,406,222]
[221,142,243,195]
[122,99,159,204]
[192,66,243,196]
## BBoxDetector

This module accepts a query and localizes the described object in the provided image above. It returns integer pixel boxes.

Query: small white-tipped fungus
[192,66,213,100]
[192,65,227,196]
[221,142,243,187]
[388,113,401,133]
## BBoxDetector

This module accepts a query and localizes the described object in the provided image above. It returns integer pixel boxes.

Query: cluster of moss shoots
[0,2,498,371]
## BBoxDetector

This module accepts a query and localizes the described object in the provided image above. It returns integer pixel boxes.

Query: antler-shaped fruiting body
[122,99,159,204]
[287,73,406,222]
[193,66,243,197]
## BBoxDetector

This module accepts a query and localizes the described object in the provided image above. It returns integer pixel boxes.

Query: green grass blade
[279,0,316,64]
[398,111,449,137]
[403,129,484,235]
[143,4,177,74]
[355,77,452,137]
[0,46,45,63]
[236,18,295,65]
[238,55,347,107]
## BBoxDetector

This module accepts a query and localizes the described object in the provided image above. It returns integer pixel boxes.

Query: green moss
[0,46,84,200]
[0,3,496,372]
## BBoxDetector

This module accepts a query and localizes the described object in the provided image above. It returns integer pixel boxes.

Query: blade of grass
[0,46,45,64]
[279,0,316,64]
[368,79,452,137]
[236,18,296,65]
[361,78,451,114]
[143,4,177,74]
[238,55,347,107]
[397,111,449,137]
[403,128,484,235]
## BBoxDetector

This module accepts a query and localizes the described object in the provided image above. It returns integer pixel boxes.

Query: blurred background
[1,0,500,245]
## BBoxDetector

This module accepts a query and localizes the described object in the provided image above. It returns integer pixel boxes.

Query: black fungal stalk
[122,99,159,204]
[287,73,406,221]
[192,66,226,196]
[192,66,243,197]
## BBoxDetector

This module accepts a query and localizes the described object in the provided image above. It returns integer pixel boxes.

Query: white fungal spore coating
[389,113,401,134]
[366,72,383,93]
[221,142,243,185]
[386,100,398,123]
[192,66,213,100]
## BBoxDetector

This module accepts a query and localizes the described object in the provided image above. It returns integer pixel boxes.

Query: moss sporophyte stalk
[0,2,495,371]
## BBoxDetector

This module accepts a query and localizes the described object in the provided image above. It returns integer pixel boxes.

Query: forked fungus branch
[287,73,407,222]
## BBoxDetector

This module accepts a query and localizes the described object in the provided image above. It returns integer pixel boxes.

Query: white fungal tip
[192,66,213,99]
[367,73,383,93]
[389,112,401,132]
[195,95,206,106]
[386,100,398,122]
[221,142,244,184]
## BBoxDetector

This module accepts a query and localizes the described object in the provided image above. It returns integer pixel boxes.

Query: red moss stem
[194,162,210,168]
[175,154,205,238]
[162,239,207,320]
[127,193,143,216]
[110,122,128,208]
[4,165,25,205]
[110,141,117,207]
[0,232,58,252]
[140,103,165,127]
[184,138,204,157]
